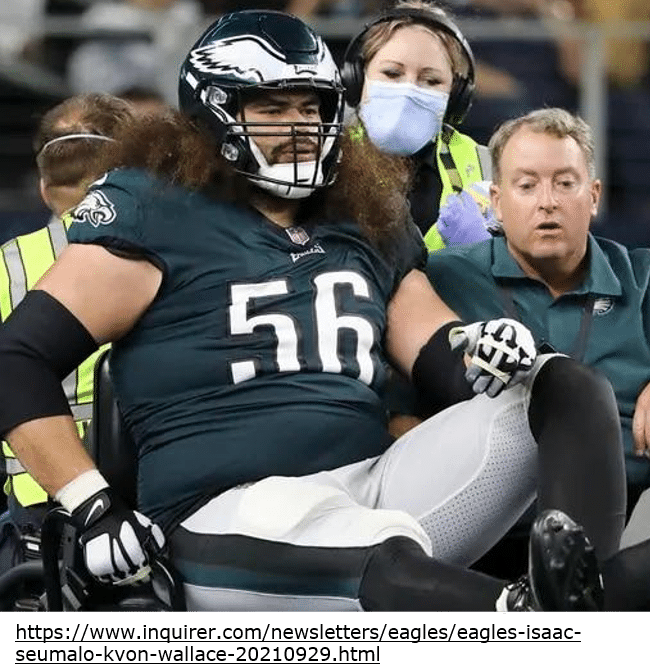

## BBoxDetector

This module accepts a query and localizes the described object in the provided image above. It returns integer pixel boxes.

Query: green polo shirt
[426,234,650,489]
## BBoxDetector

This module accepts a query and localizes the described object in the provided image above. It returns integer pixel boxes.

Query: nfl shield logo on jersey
[285,227,310,245]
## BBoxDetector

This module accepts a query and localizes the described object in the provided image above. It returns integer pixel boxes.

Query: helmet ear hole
[221,143,240,163]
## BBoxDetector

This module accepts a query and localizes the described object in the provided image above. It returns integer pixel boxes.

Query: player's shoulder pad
[89,167,161,198]
[69,168,156,232]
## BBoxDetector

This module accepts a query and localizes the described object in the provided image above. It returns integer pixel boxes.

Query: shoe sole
[529,509,603,611]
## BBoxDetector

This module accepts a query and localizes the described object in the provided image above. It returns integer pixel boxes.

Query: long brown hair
[91,111,413,249]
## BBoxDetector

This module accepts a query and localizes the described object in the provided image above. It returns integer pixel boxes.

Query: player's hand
[449,318,537,397]
[70,487,166,586]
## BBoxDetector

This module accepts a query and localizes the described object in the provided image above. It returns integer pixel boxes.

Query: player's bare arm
[37,243,162,344]
[4,243,162,494]
[385,268,460,376]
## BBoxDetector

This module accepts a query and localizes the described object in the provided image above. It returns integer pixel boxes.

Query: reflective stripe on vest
[423,131,488,252]
[1,217,105,507]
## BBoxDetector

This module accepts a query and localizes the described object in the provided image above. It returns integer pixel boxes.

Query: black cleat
[528,509,603,611]
[503,575,536,611]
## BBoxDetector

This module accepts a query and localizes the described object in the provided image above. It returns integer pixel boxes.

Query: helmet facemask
[203,83,342,199]
[178,11,345,199]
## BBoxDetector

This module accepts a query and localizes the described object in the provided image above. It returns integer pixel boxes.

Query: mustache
[269,138,319,162]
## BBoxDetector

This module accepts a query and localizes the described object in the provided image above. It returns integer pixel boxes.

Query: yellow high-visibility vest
[0,216,106,507]
[422,130,491,252]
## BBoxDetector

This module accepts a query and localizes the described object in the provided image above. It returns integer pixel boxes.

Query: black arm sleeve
[411,321,475,417]
[0,290,98,438]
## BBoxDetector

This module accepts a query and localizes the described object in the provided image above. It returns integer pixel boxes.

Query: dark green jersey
[68,169,424,530]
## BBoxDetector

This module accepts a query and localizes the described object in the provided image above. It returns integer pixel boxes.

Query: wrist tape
[55,469,109,515]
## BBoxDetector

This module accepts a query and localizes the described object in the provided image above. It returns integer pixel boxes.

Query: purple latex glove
[436,190,493,246]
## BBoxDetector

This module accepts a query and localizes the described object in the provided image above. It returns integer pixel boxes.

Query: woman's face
[362,24,454,102]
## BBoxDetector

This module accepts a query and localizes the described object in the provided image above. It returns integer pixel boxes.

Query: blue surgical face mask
[359,79,449,156]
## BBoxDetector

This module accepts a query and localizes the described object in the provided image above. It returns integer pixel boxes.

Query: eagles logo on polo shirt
[593,297,614,316]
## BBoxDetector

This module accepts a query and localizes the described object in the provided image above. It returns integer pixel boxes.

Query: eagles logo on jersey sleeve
[67,168,152,251]
[71,190,117,228]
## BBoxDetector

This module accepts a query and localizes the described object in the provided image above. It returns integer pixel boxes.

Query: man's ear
[39,178,51,208]
[590,179,602,217]
[489,182,502,223]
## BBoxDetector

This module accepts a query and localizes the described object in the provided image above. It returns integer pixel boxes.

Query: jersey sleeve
[391,220,427,280]
[66,168,166,273]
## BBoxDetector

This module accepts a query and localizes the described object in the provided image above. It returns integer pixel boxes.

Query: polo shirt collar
[491,233,622,297]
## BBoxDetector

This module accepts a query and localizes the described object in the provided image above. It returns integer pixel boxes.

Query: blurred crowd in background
[0,0,650,248]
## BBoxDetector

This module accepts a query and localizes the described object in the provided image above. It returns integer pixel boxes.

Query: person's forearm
[6,414,96,497]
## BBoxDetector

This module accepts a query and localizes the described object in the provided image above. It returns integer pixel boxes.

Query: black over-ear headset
[341,7,475,126]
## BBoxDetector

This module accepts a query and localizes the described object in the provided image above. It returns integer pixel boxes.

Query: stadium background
[0,1,649,249]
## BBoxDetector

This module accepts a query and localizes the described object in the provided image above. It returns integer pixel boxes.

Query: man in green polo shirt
[426,108,649,512]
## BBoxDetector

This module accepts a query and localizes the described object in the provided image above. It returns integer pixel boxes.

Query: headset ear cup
[445,74,474,126]
[341,59,363,108]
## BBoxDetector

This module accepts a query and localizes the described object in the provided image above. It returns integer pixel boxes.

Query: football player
[0,10,626,611]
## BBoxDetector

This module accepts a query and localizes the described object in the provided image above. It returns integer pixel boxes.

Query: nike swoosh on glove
[449,318,537,397]
[71,487,166,586]
[435,189,492,246]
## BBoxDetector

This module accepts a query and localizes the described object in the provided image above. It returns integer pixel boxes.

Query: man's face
[490,127,601,271]
[239,90,322,165]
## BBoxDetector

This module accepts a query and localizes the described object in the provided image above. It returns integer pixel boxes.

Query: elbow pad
[0,290,98,438]
[411,321,475,417]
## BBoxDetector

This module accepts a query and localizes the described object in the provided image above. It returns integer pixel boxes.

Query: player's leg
[528,356,626,561]
[168,476,602,611]
[361,508,603,611]
[325,358,544,566]
[169,475,433,610]
[329,355,625,565]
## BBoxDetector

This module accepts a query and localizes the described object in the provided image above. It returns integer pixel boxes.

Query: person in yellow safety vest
[0,93,134,575]
[341,0,500,251]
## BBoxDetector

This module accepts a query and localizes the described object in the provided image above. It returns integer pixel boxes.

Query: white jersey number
[229,271,376,385]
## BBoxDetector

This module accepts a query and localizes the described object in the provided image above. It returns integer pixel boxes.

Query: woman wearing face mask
[342,0,497,250]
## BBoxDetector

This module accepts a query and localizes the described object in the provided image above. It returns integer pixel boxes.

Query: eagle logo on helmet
[189,39,268,80]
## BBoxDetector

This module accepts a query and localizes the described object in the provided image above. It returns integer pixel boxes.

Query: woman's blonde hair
[361,1,469,79]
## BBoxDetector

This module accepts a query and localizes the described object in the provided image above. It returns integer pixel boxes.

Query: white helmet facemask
[245,136,325,199]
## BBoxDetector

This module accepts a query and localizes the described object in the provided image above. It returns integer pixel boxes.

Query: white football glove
[449,318,537,397]
[71,487,166,586]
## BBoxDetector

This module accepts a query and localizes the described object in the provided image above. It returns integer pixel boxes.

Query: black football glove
[70,487,166,586]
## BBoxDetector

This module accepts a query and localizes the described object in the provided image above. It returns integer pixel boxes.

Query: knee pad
[534,355,613,398]
[529,356,617,435]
